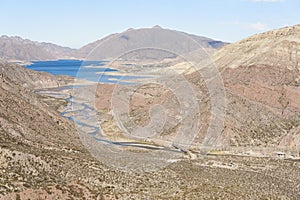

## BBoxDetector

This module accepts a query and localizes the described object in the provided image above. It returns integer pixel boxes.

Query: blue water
[25,60,142,84]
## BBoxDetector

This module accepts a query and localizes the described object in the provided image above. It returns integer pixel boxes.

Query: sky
[0,0,299,48]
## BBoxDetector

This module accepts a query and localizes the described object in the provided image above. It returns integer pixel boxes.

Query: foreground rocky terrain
[1,62,300,199]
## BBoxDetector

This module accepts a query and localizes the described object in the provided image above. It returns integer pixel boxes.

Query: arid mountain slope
[0,36,75,61]
[93,26,300,148]
[211,25,300,147]
[1,70,300,199]
[214,25,300,71]
[0,65,81,149]
[93,25,300,150]
[75,26,228,60]
[0,62,73,89]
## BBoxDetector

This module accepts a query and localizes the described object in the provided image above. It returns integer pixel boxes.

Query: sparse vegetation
[1,25,300,199]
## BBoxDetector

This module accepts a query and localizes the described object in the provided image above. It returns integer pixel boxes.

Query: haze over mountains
[0,26,228,62]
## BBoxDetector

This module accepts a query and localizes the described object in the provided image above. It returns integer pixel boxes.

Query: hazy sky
[0,0,299,48]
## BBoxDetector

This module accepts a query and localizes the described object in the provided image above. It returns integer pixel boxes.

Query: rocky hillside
[213,25,300,71]
[75,25,228,60]
[1,69,299,198]
[0,62,73,89]
[92,25,300,151]
[201,25,300,148]
[0,35,75,61]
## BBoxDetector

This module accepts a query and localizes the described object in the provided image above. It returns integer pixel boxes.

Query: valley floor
[1,85,296,199]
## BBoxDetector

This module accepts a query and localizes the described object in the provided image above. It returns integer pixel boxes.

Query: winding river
[38,86,184,153]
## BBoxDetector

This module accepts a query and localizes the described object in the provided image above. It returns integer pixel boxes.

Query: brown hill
[203,25,300,148]
[0,62,73,89]
[0,35,75,61]
[75,26,228,60]
[214,25,300,71]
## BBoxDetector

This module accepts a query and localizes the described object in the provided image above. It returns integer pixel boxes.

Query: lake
[25,60,141,84]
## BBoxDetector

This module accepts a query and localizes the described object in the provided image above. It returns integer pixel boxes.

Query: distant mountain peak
[152,25,163,29]
[76,26,227,60]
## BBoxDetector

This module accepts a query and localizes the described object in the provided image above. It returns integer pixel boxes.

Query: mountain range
[0,26,228,62]
[0,35,75,61]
